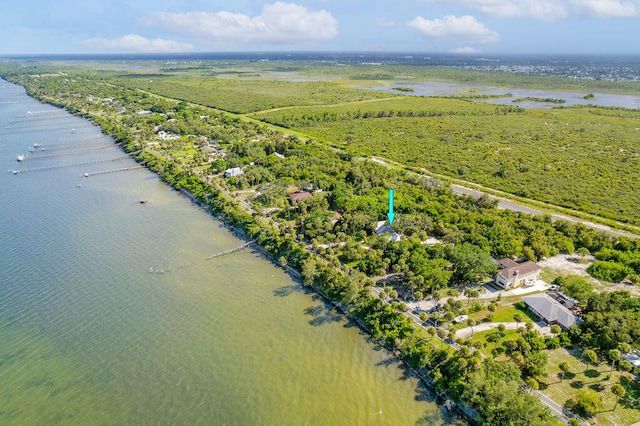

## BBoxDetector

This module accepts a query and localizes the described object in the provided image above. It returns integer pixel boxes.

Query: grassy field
[252,97,640,225]
[116,74,394,114]
[542,348,640,425]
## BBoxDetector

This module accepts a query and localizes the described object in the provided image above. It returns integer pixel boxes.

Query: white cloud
[420,0,640,20]
[138,2,338,47]
[451,46,482,54]
[80,34,195,53]
[569,0,640,18]
[419,0,569,21]
[375,18,396,28]
[407,15,499,44]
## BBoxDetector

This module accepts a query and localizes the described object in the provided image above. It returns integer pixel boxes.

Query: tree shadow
[272,285,301,297]
[564,372,576,380]
[303,304,343,327]
[589,383,606,392]
[584,369,601,378]
[375,356,399,368]
[570,380,585,389]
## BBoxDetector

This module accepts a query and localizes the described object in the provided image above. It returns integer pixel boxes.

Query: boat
[16,154,24,162]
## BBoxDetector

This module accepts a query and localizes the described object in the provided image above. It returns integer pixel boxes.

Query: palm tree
[513,312,524,330]
[611,384,626,410]
[437,328,446,349]
[415,291,423,310]
[583,349,598,372]
[609,349,621,373]
[467,318,476,337]
[464,288,479,307]
[619,360,633,382]
[618,342,632,355]
[559,361,570,381]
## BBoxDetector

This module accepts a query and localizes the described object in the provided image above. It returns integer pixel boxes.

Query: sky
[1,0,639,55]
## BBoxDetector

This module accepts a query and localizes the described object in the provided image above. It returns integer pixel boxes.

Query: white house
[224,167,243,178]
[495,258,541,289]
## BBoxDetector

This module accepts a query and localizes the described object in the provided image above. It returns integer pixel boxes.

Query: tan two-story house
[495,258,541,289]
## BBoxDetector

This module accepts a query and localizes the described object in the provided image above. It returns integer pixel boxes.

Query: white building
[224,167,243,178]
[495,259,541,289]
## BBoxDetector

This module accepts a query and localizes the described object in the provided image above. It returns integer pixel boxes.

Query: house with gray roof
[375,221,400,242]
[522,294,580,329]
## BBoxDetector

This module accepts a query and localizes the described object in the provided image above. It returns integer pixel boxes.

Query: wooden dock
[11,156,132,174]
[207,240,257,260]
[83,165,146,177]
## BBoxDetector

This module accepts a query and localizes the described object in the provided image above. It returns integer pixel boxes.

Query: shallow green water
[0,80,460,425]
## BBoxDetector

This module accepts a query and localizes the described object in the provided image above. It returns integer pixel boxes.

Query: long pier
[83,165,146,177]
[11,156,131,174]
[207,240,257,260]
[19,144,121,160]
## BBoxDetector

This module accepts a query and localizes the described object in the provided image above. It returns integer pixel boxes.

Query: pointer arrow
[387,189,395,225]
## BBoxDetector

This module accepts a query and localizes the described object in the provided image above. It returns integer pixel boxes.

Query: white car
[453,315,469,324]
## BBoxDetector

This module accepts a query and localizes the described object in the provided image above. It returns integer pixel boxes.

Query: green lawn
[541,348,640,425]
[468,329,521,359]
[470,302,539,324]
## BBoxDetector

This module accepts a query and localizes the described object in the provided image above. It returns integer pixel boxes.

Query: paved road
[450,182,636,239]
[370,156,639,239]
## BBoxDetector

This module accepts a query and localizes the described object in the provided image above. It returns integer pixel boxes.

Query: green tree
[559,361,570,381]
[619,360,633,382]
[573,388,602,416]
[583,349,598,372]
[587,260,631,282]
[611,384,626,410]
[618,342,632,355]
[576,247,591,260]
[608,349,621,372]
[513,312,524,329]
[447,243,498,285]
[526,378,539,392]
[467,318,477,336]
[523,351,548,378]
[464,288,480,307]
[550,324,562,335]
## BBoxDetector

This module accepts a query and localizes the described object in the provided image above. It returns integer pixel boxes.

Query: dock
[207,240,257,260]
[11,156,132,174]
[83,165,146,177]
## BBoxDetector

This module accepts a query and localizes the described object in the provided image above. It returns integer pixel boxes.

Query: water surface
[0,80,457,425]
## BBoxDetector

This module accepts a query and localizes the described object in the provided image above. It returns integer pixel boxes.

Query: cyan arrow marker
[387,189,395,225]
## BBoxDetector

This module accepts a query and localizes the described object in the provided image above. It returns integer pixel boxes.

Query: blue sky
[1,0,639,55]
